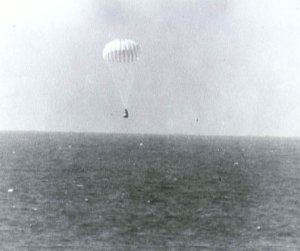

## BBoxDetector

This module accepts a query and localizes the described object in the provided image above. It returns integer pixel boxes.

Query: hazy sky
[0,0,299,136]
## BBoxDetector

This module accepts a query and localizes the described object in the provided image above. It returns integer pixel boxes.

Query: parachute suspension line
[107,62,135,108]
[112,72,126,107]
[108,64,125,107]
[122,65,135,107]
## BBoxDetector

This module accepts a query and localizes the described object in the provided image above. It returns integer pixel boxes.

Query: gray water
[0,132,299,250]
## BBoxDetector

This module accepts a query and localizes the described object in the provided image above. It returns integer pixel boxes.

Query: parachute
[103,39,140,109]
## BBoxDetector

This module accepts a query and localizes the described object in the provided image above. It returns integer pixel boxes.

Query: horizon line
[0,129,299,139]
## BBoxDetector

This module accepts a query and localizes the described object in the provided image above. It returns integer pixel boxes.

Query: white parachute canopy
[103,39,140,108]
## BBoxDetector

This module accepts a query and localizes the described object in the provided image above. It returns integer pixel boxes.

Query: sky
[0,0,299,136]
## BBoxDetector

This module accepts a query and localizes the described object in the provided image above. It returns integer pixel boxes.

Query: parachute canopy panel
[103,39,140,63]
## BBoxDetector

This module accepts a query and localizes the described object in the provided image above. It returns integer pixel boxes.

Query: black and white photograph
[0,0,300,250]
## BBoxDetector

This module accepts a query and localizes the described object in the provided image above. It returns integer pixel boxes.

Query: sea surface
[0,132,299,250]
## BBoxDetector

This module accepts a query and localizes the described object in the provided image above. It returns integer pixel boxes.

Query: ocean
[0,132,299,250]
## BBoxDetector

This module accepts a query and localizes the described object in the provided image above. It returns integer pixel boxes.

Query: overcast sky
[0,0,299,136]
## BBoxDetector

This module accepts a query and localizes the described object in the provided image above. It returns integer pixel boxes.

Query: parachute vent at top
[103,39,140,63]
